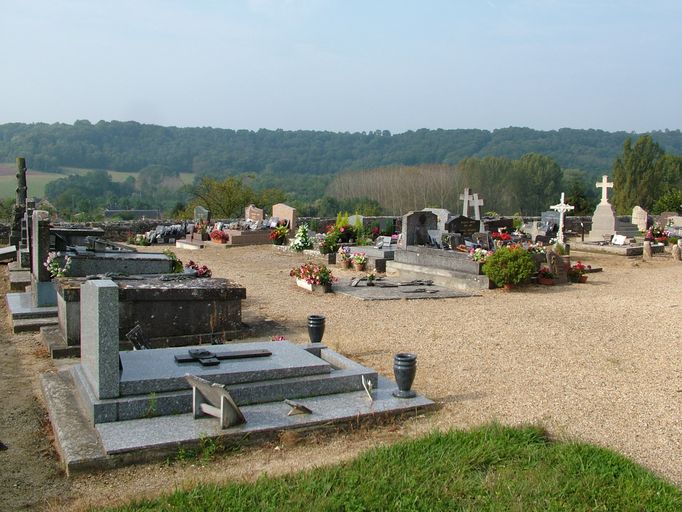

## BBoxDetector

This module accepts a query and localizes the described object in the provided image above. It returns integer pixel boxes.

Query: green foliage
[652,188,682,214]
[104,424,682,512]
[483,246,536,287]
[162,249,183,273]
[0,197,14,222]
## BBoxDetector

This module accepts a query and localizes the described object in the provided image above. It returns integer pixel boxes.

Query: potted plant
[351,251,367,271]
[209,229,229,244]
[366,272,376,286]
[290,224,313,252]
[319,228,340,254]
[337,246,351,268]
[269,225,289,246]
[482,246,535,290]
[290,262,336,293]
[568,261,591,283]
[537,267,555,285]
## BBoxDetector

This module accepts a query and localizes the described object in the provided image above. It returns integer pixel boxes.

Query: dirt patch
[1,245,681,511]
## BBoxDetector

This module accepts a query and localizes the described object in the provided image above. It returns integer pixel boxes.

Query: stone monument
[587,175,638,241]
[631,206,648,232]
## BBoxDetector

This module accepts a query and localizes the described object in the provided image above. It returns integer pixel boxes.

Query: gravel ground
[2,243,681,511]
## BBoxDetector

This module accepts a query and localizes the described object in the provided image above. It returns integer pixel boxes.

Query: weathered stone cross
[550,192,575,245]
[596,175,613,204]
[460,188,474,217]
[471,193,485,221]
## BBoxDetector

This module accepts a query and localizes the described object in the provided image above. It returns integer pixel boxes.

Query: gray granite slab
[118,341,332,396]
[5,291,58,319]
[334,279,476,300]
[96,376,434,455]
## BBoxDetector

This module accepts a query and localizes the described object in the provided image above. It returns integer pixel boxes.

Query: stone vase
[307,315,326,343]
[392,353,417,398]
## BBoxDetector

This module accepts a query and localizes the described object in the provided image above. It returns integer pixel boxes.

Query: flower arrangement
[538,267,555,279]
[337,246,351,262]
[319,228,340,254]
[469,247,489,263]
[290,224,313,252]
[491,231,512,241]
[526,242,546,254]
[569,261,591,277]
[351,251,367,264]
[210,229,229,243]
[269,225,289,245]
[646,224,669,243]
[289,262,336,286]
[184,260,212,278]
[44,252,71,278]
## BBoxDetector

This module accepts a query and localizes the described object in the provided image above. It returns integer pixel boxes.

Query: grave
[43,275,247,358]
[334,277,476,300]
[5,211,59,333]
[244,204,264,223]
[445,215,480,239]
[272,203,297,229]
[631,206,649,232]
[397,210,438,249]
[587,175,639,241]
[422,208,451,231]
[59,243,173,277]
[347,239,396,273]
[40,280,434,473]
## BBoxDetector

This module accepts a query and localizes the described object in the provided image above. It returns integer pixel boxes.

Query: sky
[1,0,681,133]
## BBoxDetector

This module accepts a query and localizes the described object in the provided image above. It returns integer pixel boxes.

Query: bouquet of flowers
[290,224,313,252]
[337,246,351,262]
[351,251,367,264]
[210,230,229,243]
[184,260,212,278]
[289,262,336,286]
[269,225,289,244]
[44,252,71,278]
[468,247,489,263]
[569,261,591,277]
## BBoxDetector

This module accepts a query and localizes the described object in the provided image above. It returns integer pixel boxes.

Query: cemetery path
[0,270,70,511]
[2,245,681,510]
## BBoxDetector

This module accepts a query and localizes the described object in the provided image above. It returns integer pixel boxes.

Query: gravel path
[4,243,681,510]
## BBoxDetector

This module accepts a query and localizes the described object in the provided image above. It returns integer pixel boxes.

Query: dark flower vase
[307,315,326,344]
[392,353,417,398]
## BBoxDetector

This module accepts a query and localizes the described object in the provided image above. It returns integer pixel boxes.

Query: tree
[652,189,682,214]
[187,176,255,218]
[612,135,666,213]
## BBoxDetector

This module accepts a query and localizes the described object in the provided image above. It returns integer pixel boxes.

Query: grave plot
[42,275,247,358]
[5,212,174,333]
[334,276,477,300]
[40,280,434,474]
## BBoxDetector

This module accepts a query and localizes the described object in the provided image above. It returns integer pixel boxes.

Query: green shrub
[483,246,535,287]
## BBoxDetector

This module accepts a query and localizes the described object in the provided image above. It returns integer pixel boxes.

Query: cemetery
[1,160,681,509]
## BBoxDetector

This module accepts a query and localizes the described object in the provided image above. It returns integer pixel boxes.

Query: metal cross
[550,192,575,245]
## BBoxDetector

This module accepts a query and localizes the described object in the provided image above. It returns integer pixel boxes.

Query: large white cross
[550,192,575,245]
[459,188,474,217]
[471,193,485,221]
[596,175,613,204]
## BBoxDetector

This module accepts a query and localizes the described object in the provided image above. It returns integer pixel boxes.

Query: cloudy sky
[1,0,680,132]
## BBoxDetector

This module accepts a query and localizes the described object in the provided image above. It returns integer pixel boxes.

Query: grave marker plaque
[445,215,480,239]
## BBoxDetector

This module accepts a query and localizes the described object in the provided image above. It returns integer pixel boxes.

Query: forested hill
[2,121,682,176]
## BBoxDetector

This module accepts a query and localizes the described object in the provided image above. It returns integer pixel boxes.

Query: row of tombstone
[193,203,298,231]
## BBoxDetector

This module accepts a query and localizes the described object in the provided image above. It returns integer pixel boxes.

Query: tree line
[4,120,682,176]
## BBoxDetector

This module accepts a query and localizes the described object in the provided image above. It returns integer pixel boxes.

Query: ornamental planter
[339,259,351,269]
[307,315,326,343]
[538,277,555,286]
[352,262,366,272]
[393,353,417,398]
[579,275,588,283]
[295,278,332,294]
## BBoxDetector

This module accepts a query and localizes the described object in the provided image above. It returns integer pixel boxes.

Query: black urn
[392,352,417,398]
[307,314,326,344]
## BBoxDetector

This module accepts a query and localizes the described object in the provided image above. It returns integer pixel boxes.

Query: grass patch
[100,424,681,511]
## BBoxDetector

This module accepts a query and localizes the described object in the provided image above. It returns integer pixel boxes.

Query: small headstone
[444,215,480,239]
[631,206,648,231]
[193,206,210,223]
[611,234,627,246]
[672,244,681,261]
[272,203,297,229]
[244,204,264,222]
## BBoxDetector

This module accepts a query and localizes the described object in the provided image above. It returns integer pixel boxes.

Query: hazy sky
[2,0,681,133]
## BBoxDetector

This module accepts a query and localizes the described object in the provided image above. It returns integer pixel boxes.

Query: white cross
[550,192,575,245]
[471,193,485,221]
[596,175,613,204]
[459,188,473,217]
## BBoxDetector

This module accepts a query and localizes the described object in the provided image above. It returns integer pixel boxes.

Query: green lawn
[101,424,682,511]
[0,164,195,199]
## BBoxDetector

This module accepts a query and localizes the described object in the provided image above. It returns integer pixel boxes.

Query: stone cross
[459,188,474,217]
[550,192,574,245]
[596,175,614,204]
[471,193,485,221]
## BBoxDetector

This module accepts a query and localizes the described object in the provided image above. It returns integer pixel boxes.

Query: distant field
[0,163,195,198]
